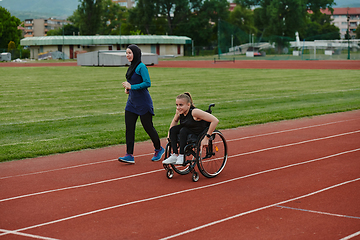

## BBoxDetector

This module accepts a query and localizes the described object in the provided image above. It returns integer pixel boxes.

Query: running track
[0,110,359,239]
[1,60,360,70]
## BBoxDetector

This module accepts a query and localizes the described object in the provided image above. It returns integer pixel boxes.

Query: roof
[321,7,360,15]
[20,35,192,46]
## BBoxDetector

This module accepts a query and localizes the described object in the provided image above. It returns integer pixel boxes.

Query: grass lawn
[162,52,360,61]
[0,66,359,162]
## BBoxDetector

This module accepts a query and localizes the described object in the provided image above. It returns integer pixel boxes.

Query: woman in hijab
[118,44,164,164]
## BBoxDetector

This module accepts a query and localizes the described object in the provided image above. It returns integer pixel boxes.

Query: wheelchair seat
[186,134,198,143]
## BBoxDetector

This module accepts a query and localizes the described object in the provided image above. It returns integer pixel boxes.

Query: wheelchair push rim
[163,141,191,175]
[196,130,228,178]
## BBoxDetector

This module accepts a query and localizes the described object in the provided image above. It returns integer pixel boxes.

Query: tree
[100,0,128,35]
[0,7,22,50]
[265,0,308,52]
[8,41,16,52]
[173,2,214,50]
[235,0,334,12]
[74,0,103,35]
[128,0,160,35]
[301,11,340,40]
[344,29,351,40]
[204,0,229,22]
[355,25,360,39]
[67,8,81,30]
[155,0,193,35]
[178,0,229,42]
[238,0,335,53]
[228,4,257,36]
[68,0,128,35]
[46,24,80,36]
[128,0,229,47]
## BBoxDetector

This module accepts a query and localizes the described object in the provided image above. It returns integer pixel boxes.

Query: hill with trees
[334,0,360,7]
[0,0,78,20]
[1,0,359,22]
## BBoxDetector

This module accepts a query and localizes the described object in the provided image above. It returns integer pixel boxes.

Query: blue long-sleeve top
[130,63,151,90]
[125,63,154,115]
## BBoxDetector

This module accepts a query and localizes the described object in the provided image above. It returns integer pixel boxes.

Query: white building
[20,35,192,60]
[112,0,135,8]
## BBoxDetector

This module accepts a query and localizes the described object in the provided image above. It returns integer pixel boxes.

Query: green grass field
[166,51,360,61]
[1,66,359,162]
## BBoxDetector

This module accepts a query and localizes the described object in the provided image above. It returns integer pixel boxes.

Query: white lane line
[229,130,360,158]
[0,228,59,240]
[0,169,162,203]
[340,231,360,240]
[1,118,357,180]
[0,153,152,180]
[275,205,360,220]
[0,149,359,237]
[1,129,359,203]
[227,118,357,142]
[160,178,360,240]
[0,111,125,126]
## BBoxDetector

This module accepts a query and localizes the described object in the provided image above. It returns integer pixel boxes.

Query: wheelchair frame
[162,104,228,182]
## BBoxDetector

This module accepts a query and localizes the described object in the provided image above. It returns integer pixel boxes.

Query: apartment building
[23,18,69,37]
[322,8,360,39]
[112,0,134,8]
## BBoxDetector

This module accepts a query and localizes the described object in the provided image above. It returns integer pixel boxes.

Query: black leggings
[169,125,196,155]
[125,110,161,154]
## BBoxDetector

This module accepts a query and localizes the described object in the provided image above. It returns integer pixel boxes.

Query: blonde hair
[177,92,195,108]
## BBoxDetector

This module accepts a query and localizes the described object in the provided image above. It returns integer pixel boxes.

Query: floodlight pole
[347,8,350,60]
[231,34,233,54]
[119,22,122,50]
[192,40,194,56]
[62,22,65,61]
[218,18,220,59]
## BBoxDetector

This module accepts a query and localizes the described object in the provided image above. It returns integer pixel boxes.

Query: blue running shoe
[118,154,135,164]
[152,146,165,161]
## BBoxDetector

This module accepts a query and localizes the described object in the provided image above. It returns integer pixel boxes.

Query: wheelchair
[163,104,228,182]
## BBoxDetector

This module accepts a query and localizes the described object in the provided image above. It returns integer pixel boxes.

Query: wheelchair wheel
[171,160,191,176]
[164,142,190,175]
[197,130,228,178]
[166,169,174,179]
[192,171,199,182]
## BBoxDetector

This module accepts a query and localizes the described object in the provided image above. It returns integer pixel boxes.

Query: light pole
[218,18,220,59]
[119,22,121,50]
[62,22,65,61]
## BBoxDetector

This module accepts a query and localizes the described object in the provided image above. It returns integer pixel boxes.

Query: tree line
[48,0,344,50]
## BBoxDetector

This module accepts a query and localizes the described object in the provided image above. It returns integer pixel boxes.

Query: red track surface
[1,60,359,239]
[1,110,359,240]
[0,62,78,68]
[1,60,360,69]
[154,60,360,70]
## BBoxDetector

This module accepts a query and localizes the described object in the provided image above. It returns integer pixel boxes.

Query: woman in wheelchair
[162,92,219,165]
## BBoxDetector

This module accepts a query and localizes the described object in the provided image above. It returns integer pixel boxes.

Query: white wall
[28,43,185,59]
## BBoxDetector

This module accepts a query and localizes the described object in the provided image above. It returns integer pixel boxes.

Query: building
[20,35,192,60]
[321,8,360,39]
[23,18,69,37]
[112,0,134,8]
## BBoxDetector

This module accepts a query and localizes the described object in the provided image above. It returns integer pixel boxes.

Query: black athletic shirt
[179,107,208,135]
